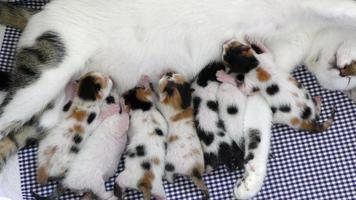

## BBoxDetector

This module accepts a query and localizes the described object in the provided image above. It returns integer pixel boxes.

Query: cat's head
[76,71,113,102]
[158,72,193,110]
[122,86,153,112]
[222,39,259,74]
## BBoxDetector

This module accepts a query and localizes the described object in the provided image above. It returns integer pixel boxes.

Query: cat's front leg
[234,95,272,200]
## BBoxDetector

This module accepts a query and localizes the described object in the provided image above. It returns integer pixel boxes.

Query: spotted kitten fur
[157,72,209,199]
[192,62,244,172]
[37,71,113,184]
[220,40,336,132]
[116,81,167,200]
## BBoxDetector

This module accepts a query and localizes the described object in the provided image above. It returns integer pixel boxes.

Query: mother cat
[0,0,356,199]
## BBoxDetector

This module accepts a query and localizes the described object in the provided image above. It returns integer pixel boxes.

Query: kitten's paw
[234,164,266,200]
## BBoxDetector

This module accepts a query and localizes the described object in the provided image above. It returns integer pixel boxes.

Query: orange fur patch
[162,89,182,110]
[168,135,179,143]
[171,108,193,122]
[0,138,16,158]
[44,145,58,156]
[152,157,161,165]
[136,88,152,103]
[68,109,87,121]
[173,74,186,85]
[37,166,49,185]
[290,118,301,126]
[73,124,84,134]
[256,67,271,82]
[138,170,155,200]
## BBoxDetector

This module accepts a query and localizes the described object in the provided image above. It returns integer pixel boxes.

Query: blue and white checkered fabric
[1,1,355,199]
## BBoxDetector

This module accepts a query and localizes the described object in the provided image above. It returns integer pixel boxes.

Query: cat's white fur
[116,98,168,199]
[63,102,129,200]
[1,0,356,198]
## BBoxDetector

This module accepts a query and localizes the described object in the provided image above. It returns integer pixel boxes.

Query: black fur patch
[248,129,261,150]
[227,106,238,114]
[204,153,218,169]
[164,142,168,151]
[123,87,152,111]
[106,96,115,104]
[206,101,218,111]
[301,106,312,119]
[114,183,123,198]
[236,74,245,82]
[78,76,99,101]
[70,146,79,154]
[223,46,259,74]
[0,71,11,91]
[25,138,38,147]
[271,106,277,114]
[217,119,226,131]
[128,150,136,158]
[218,142,234,166]
[196,61,225,87]
[196,127,215,146]
[305,93,310,100]
[73,135,82,144]
[279,104,291,113]
[136,145,146,157]
[165,163,175,172]
[87,112,96,124]
[141,161,151,170]
[252,87,260,93]
[176,82,193,109]
[193,96,202,109]
[155,128,164,136]
[218,132,225,137]
[62,101,72,112]
[245,153,254,162]
[297,82,303,89]
[231,142,245,169]
[266,84,280,96]
[192,168,202,179]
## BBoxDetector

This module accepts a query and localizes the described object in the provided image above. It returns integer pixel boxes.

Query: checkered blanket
[1,1,355,199]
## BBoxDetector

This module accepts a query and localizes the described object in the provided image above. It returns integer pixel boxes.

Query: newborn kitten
[156,72,209,200]
[192,62,244,172]
[115,81,168,200]
[37,72,113,184]
[221,40,336,132]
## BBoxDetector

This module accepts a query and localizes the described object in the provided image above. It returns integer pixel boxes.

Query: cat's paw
[234,163,266,200]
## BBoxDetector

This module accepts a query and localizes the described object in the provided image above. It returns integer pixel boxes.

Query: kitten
[192,62,244,172]
[37,71,113,184]
[156,72,209,199]
[115,81,168,200]
[220,40,336,133]
[33,93,129,200]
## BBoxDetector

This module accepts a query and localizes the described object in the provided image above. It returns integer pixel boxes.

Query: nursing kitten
[116,82,167,200]
[220,40,336,132]
[192,62,244,172]
[37,71,113,184]
[156,72,209,199]
[33,93,129,200]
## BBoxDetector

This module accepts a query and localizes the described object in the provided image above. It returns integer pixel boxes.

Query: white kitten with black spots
[192,62,244,172]
[156,72,209,199]
[37,71,113,185]
[220,40,336,133]
[116,82,167,200]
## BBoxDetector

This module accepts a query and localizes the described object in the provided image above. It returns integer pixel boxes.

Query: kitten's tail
[190,165,209,200]
[0,2,39,29]
[31,184,66,200]
[301,107,336,133]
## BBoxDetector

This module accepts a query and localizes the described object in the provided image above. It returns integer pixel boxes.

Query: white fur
[217,82,247,146]
[63,101,129,200]
[234,95,272,200]
[116,101,168,199]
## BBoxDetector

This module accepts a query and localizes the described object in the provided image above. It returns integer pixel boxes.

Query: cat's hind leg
[234,95,272,200]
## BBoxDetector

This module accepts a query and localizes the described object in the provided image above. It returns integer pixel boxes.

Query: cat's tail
[301,107,337,133]
[31,184,66,200]
[0,2,39,29]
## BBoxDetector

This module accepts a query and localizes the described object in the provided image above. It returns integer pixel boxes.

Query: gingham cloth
[0,1,355,199]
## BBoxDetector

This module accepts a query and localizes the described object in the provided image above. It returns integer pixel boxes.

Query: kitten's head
[222,40,259,74]
[122,86,153,112]
[158,72,193,110]
[76,71,113,102]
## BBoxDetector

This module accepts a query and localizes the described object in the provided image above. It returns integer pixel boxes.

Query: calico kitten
[37,71,113,184]
[192,62,244,172]
[220,40,336,133]
[115,81,168,200]
[157,72,209,199]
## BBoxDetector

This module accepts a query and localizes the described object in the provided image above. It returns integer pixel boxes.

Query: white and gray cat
[0,0,356,199]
